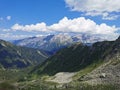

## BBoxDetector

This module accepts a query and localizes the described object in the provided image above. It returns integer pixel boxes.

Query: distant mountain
[13,33,105,54]
[0,39,48,68]
[31,36,120,76]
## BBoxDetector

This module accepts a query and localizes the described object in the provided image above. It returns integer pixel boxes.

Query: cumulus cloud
[65,0,120,20]
[11,17,119,40]
[6,16,11,20]
[11,22,47,31]
[49,17,118,35]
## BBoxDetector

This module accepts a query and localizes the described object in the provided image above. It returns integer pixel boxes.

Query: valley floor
[0,68,119,90]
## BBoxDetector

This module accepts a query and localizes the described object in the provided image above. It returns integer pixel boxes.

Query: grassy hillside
[31,37,119,75]
[0,39,48,68]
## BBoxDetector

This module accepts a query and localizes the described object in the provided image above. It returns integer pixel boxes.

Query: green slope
[0,39,48,68]
[31,36,120,75]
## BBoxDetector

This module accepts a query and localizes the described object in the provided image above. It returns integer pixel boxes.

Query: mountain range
[31,36,120,77]
[0,36,120,90]
[13,33,106,55]
[26,36,120,89]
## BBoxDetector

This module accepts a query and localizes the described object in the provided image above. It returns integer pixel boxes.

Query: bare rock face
[80,54,120,86]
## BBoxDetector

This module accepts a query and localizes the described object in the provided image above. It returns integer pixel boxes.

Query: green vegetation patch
[0,81,16,90]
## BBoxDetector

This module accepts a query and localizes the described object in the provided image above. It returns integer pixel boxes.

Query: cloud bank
[65,0,120,20]
[11,17,118,36]
[49,17,117,35]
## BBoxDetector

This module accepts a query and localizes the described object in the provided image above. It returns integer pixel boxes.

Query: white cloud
[11,17,119,40]
[6,16,11,20]
[65,0,120,20]
[2,29,11,32]
[49,17,118,35]
[102,13,119,20]
[11,23,47,31]
[0,33,32,40]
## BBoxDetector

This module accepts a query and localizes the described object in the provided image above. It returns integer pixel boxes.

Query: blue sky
[0,0,120,40]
